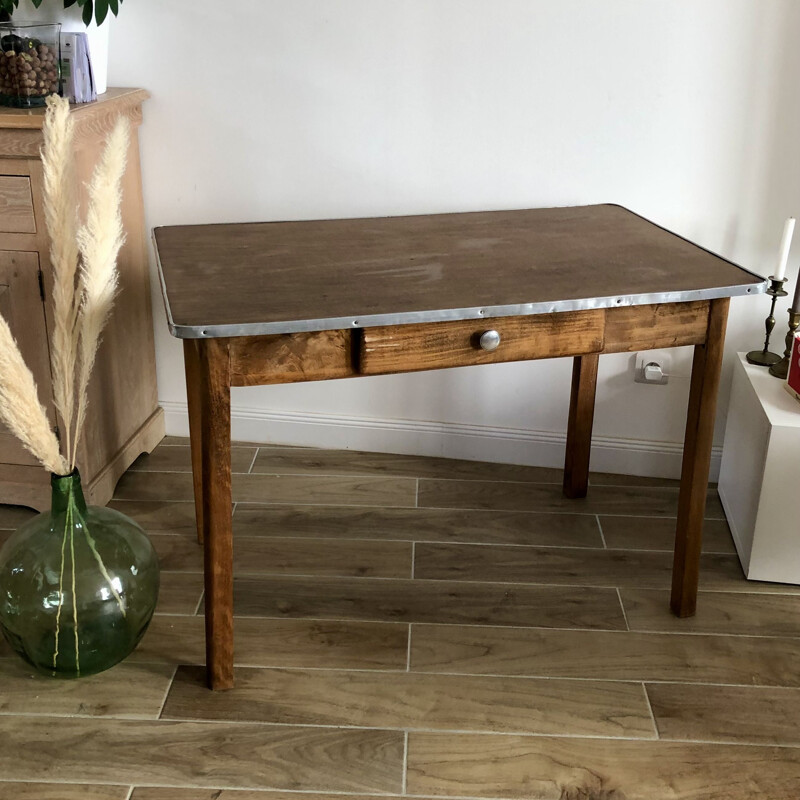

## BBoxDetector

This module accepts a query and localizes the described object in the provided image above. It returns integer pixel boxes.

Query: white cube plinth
[719,353,800,584]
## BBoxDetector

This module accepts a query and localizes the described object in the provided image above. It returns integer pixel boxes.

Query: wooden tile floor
[1,438,800,799]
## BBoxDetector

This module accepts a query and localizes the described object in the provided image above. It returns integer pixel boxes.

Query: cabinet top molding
[0,88,148,129]
[0,88,148,158]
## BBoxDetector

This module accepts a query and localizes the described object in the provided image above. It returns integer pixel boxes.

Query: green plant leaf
[30,0,44,7]
[64,0,79,7]
[94,0,108,25]
[81,0,93,26]
[108,0,118,15]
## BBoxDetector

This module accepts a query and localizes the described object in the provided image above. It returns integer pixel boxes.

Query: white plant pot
[12,0,109,94]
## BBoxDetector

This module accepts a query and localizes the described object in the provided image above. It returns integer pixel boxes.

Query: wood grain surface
[646,683,800,745]
[406,732,800,799]
[0,717,404,793]
[671,298,730,617]
[183,338,205,544]
[0,659,174,717]
[230,575,628,629]
[131,792,419,800]
[154,572,204,615]
[130,614,408,671]
[130,445,257,473]
[0,785,129,800]
[107,500,199,535]
[250,446,563,482]
[590,471,681,487]
[162,665,656,738]
[160,534,412,578]
[360,309,604,374]
[2,438,796,799]
[599,515,735,552]
[563,353,598,498]
[621,588,800,635]
[0,175,35,232]
[153,204,762,333]
[417,478,726,517]
[197,337,234,689]
[412,542,745,589]
[603,299,711,352]
[410,624,800,685]
[230,330,355,386]
[232,504,602,547]
[114,470,418,506]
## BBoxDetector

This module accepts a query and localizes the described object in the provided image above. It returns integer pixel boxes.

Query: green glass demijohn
[0,470,159,678]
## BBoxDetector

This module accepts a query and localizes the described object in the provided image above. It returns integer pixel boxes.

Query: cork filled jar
[0,22,60,108]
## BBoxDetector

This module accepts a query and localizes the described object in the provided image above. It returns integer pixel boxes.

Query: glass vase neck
[50,470,87,517]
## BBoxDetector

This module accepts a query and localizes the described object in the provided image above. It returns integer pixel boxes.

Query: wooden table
[154,204,765,690]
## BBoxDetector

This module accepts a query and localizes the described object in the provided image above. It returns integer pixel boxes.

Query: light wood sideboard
[0,88,163,511]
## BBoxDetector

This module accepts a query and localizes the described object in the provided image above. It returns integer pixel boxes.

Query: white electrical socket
[634,350,672,385]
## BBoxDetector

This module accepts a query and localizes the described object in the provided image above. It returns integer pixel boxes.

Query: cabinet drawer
[0,175,35,233]
[360,309,605,375]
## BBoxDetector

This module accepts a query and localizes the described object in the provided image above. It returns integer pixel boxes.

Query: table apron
[227,300,711,387]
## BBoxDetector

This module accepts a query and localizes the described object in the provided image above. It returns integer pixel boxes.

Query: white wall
[108,0,800,477]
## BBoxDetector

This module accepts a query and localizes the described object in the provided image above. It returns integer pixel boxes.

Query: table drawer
[0,175,35,233]
[360,309,605,375]
[229,329,356,386]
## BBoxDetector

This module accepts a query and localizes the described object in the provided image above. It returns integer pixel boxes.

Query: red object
[786,334,800,401]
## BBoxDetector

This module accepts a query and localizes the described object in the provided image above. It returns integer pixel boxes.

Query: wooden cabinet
[0,88,163,511]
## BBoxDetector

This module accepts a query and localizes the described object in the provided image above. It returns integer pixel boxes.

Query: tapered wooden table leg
[184,340,204,545]
[563,353,599,499]
[196,338,234,690]
[671,298,729,618]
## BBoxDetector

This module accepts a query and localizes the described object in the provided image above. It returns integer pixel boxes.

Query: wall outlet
[634,350,672,385]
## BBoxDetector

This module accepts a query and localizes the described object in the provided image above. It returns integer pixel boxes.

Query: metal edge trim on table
[161,281,767,339]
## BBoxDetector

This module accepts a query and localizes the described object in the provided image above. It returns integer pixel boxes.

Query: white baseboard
[160,400,722,481]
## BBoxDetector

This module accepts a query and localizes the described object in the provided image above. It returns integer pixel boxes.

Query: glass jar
[0,470,160,678]
[0,22,61,108]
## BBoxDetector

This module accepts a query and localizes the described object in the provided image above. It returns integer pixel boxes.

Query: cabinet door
[0,251,55,466]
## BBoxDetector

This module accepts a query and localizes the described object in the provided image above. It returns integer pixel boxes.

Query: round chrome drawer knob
[479,330,501,351]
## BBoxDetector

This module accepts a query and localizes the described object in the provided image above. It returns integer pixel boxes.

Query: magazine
[60,31,96,103]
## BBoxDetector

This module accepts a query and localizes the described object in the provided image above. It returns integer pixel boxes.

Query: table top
[153,204,766,339]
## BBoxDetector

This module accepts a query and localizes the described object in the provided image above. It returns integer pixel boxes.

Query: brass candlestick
[768,307,800,379]
[747,276,788,366]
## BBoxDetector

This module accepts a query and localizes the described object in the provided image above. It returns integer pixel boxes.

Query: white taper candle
[775,217,795,280]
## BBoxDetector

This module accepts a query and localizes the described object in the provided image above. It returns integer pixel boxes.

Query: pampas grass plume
[71,115,130,466]
[41,94,80,467]
[0,316,68,475]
